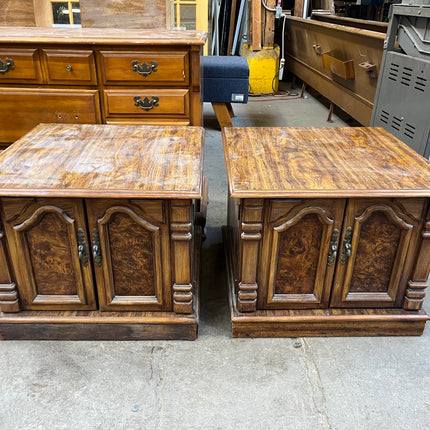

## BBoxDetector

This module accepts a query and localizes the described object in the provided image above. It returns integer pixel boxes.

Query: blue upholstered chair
[201,56,249,128]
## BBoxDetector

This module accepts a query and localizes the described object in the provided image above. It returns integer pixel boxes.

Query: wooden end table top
[223,127,430,198]
[0,123,204,199]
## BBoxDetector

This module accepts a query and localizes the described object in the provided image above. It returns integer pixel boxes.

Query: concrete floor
[1,86,429,429]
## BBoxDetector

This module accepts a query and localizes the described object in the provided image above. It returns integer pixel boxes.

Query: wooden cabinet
[223,127,430,337]
[0,123,205,340]
[0,27,206,149]
[283,16,385,126]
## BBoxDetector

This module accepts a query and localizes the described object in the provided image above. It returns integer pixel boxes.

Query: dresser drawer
[103,89,189,118]
[0,88,101,144]
[99,50,189,85]
[0,49,42,83]
[43,50,97,85]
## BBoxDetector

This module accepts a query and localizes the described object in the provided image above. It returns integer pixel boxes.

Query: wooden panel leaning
[0,0,36,26]
[223,127,430,337]
[0,123,205,340]
[79,0,170,29]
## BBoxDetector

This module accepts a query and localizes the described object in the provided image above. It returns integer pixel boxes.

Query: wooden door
[330,198,427,308]
[258,199,345,309]
[0,198,96,310]
[85,199,171,311]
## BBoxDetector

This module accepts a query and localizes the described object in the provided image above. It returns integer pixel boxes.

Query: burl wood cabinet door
[259,199,346,309]
[0,198,96,310]
[330,198,427,308]
[85,199,171,311]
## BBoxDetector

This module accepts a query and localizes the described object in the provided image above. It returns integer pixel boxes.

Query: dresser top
[0,27,207,46]
[223,127,430,198]
[0,124,204,199]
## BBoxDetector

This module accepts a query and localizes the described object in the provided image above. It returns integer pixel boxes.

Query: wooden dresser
[0,27,206,150]
[0,123,204,340]
[223,127,430,337]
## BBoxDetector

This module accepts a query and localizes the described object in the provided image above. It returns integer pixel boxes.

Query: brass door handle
[131,60,158,77]
[340,226,353,264]
[77,228,89,266]
[0,58,14,74]
[92,228,102,266]
[134,95,159,111]
[327,228,339,266]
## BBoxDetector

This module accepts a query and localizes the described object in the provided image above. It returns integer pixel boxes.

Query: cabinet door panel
[1,198,96,310]
[259,199,345,309]
[86,199,171,311]
[330,198,426,308]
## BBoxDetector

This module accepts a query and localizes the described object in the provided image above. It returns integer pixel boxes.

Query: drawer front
[104,89,189,118]
[0,88,101,145]
[0,49,42,83]
[44,49,97,85]
[99,50,189,85]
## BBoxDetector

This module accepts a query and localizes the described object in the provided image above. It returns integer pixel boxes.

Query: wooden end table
[223,127,430,337]
[0,123,205,340]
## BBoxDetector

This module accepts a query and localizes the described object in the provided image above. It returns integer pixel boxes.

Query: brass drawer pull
[340,226,353,264]
[327,228,339,266]
[77,228,88,266]
[92,228,102,266]
[134,95,159,111]
[131,60,158,77]
[0,58,14,74]
[65,65,72,71]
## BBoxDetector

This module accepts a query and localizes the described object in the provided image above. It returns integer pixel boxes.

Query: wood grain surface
[80,0,168,29]
[0,26,207,45]
[348,210,401,293]
[275,213,323,295]
[0,0,36,26]
[106,211,156,296]
[0,124,204,198]
[223,127,430,197]
[25,211,79,296]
